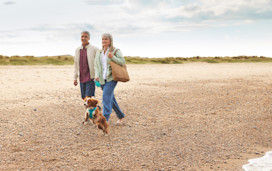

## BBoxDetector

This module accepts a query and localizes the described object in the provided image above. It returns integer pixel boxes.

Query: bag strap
[114,49,119,56]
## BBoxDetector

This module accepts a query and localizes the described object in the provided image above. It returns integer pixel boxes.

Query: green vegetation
[0,55,271,65]
[0,55,74,65]
[124,56,272,64]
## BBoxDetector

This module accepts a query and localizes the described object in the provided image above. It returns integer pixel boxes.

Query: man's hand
[95,77,99,82]
[74,80,78,86]
[108,52,113,59]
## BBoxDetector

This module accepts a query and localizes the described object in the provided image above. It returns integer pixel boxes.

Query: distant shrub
[203,59,219,63]
[0,55,271,65]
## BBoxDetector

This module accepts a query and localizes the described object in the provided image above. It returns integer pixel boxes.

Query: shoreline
[243,150,272,171]
[222,147,272,170]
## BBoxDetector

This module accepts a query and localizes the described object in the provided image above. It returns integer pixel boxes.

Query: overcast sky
[0,0,272,57]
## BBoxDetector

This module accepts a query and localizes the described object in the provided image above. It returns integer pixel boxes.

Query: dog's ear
[83,97,87,101]
[88,99,93,106]
[93,99,99,107]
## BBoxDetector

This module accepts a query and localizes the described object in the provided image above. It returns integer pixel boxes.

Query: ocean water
[243,151,272,171]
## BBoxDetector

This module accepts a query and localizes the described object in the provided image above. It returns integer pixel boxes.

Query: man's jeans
[101,80,125,122]
[80,80,95,99]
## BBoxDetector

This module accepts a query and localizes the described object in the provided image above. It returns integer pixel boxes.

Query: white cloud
[167,0,272,21]
[3,1,16,5]
[0,0,272,56]
[102,0,272,34]
[1,0,271,35]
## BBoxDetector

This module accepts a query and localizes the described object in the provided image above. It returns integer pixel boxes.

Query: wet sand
[0,63,271,170]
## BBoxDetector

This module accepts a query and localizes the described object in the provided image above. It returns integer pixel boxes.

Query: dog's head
[84,97,100,108]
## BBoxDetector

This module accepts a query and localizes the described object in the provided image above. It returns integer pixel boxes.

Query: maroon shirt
[79,46,91,83]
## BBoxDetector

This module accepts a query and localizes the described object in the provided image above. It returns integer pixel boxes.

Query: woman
[94,33,125,124]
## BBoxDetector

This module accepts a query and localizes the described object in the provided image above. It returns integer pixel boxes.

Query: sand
[0,63,271,170]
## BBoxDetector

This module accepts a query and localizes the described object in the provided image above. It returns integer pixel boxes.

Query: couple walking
[73,31,125,124]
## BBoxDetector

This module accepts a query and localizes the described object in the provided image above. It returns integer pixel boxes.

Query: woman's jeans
[101,80,125,122]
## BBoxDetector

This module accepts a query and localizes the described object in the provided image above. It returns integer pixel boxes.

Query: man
[74,31,99,99]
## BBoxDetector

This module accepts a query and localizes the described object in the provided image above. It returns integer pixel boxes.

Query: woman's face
[102,36,111,48]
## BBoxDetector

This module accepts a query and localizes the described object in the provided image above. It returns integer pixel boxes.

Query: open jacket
[73,44,99,80]
[95,47,125,85]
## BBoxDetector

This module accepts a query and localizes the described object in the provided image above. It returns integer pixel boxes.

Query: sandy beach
[0,63,271,170]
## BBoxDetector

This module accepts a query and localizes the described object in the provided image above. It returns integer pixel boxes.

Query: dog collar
[88,107,97,119]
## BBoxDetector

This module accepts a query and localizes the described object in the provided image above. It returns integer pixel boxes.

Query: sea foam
[243,151,272,171]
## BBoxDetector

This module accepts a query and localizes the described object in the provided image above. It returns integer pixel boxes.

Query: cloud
[164,0,272,21]
[0,24,95,44]
[3,1,15,5]
[85,0,126,6]
[28,24,94,32]
[1,0,272,43]
[112,0,272,33]
[3,0,271,37]
[0,32,17,39]
[78,0,272,35]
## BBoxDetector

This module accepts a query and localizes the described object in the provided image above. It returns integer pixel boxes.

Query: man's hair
[81,31,90,38]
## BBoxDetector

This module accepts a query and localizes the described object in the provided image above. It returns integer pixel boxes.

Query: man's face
[81,33,90,45]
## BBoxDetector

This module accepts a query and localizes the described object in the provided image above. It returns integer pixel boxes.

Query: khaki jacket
[74,44,99,80]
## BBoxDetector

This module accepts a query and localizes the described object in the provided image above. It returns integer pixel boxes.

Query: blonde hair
[102,33,114,52]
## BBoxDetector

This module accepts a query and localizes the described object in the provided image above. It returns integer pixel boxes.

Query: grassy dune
[0,55,74,65]
[0,55,271,65]
[125,56,272,64]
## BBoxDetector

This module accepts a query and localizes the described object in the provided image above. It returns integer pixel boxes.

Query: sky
[0,0,272,57]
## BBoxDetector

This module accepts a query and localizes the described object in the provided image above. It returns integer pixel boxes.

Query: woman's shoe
[116,118,124,125]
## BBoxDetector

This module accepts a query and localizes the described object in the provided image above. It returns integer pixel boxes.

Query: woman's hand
[108,52,113,59]
[95,77,100,82]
